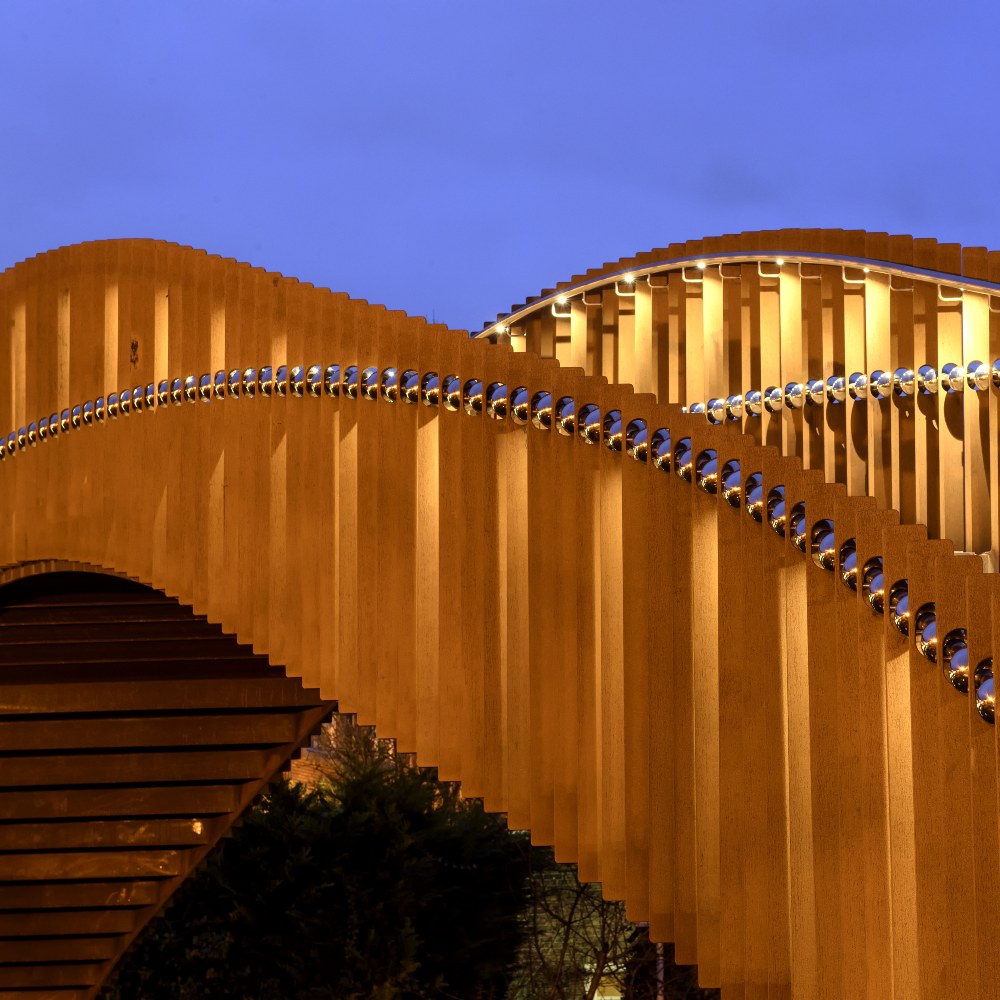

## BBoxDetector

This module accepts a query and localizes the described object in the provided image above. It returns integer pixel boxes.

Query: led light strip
[482,251,1000,338]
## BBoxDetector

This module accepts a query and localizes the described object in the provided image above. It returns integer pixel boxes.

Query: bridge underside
[0,568,331,998]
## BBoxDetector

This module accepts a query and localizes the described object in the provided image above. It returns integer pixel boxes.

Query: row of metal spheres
[0,361,992,726]
[667,441,994,725]
[688,361,1000,424]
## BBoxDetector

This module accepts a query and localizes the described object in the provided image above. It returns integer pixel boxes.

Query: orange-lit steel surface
[0,568,330,997]
[1,232,998,998]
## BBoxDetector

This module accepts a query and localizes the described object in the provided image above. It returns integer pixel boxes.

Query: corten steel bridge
[1,230,999,999]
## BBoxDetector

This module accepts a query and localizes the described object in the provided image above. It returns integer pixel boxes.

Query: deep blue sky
[2,0,997,332]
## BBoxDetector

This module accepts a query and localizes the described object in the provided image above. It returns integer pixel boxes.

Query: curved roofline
[0,238,469,339]
[482,227,1000,332]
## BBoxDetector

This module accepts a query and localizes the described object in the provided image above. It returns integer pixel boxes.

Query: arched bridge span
[0,234,998,999]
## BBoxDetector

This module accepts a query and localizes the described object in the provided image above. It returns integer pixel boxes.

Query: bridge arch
[0,234,997,998]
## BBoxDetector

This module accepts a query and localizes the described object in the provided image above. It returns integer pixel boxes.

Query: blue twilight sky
[1,0,997,332]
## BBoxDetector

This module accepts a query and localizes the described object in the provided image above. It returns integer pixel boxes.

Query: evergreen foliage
[106,731,529,999]
[107,718,717,1000]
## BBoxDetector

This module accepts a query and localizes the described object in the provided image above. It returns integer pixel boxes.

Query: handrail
[1,356,992,728]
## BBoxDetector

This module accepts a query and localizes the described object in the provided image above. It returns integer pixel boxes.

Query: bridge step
[0,574,331,998]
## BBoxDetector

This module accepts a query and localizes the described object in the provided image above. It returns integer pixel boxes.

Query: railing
[481,235,1000,569]
[1,356,995,727]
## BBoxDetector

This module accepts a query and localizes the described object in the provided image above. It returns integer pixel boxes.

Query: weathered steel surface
[0,232,997,998]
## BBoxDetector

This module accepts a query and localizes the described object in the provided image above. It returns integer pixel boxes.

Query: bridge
[0,231,998,998]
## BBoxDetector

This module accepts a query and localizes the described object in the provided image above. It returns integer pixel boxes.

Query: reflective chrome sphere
[510,386,529,424]
[578,404,601,444]
[784,382,805,409]
[674,437,693,481]
[975,659,995,724]
[914,604,937,662]
[848,372,868,401]
[941,627,969,692]
[381,368,400,404]
[826,375,846,404]
[464,379,484,416]
[306,365,323,397]
[400,369,419,404]
[531,390,553,430]
[485,382,507,418]
[966,360,990,392]
[243,368,260,399]
[745,472,764,522]
[839,538,858,590]
[626,419,648,461]
[869,370,891,399]
[695,449,718,494]
[324,365,341,398]
[555,396,575,436]
[745,390,763,417]
[726,394,743,420]
[941,362,964,393]
[789,502,807,553]
[721,459,741,507]
[343,365,359,400]
[862,557,884,613]
[805,379,825,406]
[764,386,783,413]
[602,408,622,450]
[650,427,671,470]
[811,519,835,571]
[889,580,910,635]
[707,398,726,424]
[917,365,938,394]
[442,374,461,411]
[420,372,440,407]
[767,486,786,537]
[893,368,915,397]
